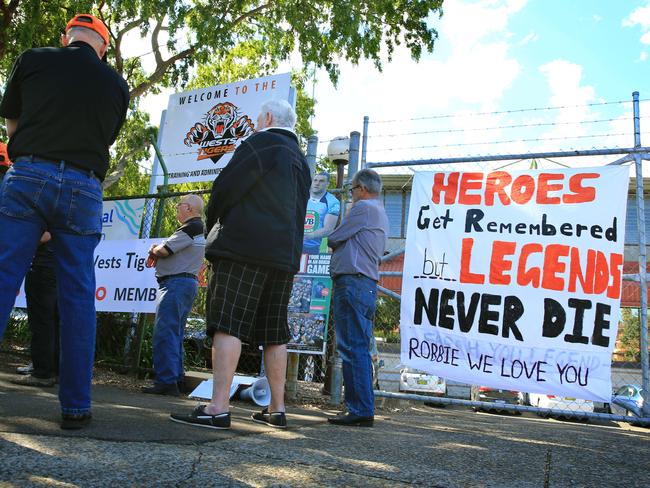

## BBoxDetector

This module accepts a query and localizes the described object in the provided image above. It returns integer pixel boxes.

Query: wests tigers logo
[183,102,254,163]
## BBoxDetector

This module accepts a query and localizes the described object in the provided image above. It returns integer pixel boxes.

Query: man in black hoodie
[171,99,311,430]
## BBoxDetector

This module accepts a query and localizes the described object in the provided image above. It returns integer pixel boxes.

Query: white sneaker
[16,362,34,375]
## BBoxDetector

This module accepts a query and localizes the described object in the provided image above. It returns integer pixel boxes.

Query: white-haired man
[0,14,129,429]
[171,99,311,430]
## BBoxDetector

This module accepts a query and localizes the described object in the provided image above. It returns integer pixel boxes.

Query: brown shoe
[10,375,56,387]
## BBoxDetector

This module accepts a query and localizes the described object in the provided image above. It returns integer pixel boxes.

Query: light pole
[325,136,350,406]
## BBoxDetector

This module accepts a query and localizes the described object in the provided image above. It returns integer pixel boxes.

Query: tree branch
[152,17,164,67]
[231,1,274,26]
[102,146,148,190]
[114,18,146,75]
[129,47,195,99]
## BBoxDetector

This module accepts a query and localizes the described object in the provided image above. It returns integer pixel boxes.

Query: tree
[618,308,641,362]
[1,0,444,188]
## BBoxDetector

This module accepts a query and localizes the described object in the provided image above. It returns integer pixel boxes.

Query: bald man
[142,194,206,395]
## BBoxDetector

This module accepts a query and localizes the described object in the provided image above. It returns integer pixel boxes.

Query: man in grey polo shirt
[327,169,389,427]
[142,194,206,396]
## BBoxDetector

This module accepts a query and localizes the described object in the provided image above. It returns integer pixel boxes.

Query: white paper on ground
[188,375,258,400]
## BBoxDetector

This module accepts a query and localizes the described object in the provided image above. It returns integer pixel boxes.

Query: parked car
[470,386,523,414]
[399,367,446,396]
[528,393,594,418]
[611,384,645,418]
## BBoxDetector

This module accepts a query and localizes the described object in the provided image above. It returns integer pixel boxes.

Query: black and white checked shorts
[206,258,295,345]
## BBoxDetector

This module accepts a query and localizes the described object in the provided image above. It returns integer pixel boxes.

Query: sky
[137,0,650,175]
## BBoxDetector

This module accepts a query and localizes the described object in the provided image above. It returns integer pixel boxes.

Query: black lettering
[542,298,565,338]
[417,205,430,229]
[414,287,438,325]
[541,214,556,236]
[465,209,484,232]
[592,303,611,347]
[564,298,591,344]
[502,295,524,341]
[409,338,420,358]
[457,291,480,333]
[605,217,617,241]
[438,288,455,329]
[478,294,500,336]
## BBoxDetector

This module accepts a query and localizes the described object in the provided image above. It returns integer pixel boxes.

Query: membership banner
[15,239,161,313]
[158,73,292,185]
[93,239,159,313]
[15,200,147,308]
[400,166,629,402]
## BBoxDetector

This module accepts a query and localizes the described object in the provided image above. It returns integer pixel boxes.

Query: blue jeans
[0,160,102,415]
[333,274,377,417]
[152,276,198,385]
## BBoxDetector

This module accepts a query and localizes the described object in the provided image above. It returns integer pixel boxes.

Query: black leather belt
[334,273,375,282]
[14,155,101,182]
[157,273,198,284]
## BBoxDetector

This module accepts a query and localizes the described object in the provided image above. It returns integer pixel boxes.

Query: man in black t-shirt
[0,14,129,430]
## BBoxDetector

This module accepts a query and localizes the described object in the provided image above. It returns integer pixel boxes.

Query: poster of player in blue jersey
[303,172,340,254]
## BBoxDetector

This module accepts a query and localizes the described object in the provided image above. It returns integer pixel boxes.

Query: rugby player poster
[158,73,292,184]
[400,166,629,402]
[286,275,331,354]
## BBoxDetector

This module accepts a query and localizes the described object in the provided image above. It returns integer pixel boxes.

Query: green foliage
[618,308,641,362]
[1,1,443,193]
[374,295,401,343]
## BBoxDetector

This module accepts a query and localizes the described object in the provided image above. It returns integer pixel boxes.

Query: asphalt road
[1,358,649,487]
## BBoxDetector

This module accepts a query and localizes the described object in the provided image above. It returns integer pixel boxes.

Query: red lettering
[536,173,564,204]
[541,244,569,291]
[517,243,542,287]
[490,241,516,285]
[564,173,599,203]
[458,172,483,205]
[432,172,459,205]
[607,253,623,299]
[568,248,595,294]
[485,171,512,206]
[460,238,484,284]
[510,175,535,204]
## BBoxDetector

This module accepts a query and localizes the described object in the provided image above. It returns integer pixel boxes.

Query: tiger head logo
[184,102,255,162]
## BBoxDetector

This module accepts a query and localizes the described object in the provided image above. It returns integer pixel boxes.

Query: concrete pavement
[1,365,649,487]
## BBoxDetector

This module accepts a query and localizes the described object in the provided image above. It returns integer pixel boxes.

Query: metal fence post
[361,116,369,169]
[347,131,360,183]
[632,91,650,416]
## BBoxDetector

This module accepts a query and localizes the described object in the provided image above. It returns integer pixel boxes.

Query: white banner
[93,239,159,312]
[15,239,161,313]
[400,166,629,402]
[158,73,292,185]
[15,200,149,308]
[101,199,145,240]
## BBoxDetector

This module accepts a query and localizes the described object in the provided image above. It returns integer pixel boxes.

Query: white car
[399,367,446,396]
[528,393,594,417]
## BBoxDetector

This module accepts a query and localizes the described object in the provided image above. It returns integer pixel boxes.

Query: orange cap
[65,14,109,45]
[0,142,11,168]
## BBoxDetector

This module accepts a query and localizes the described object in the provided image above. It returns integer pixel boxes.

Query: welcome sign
[400,166,629,402]
[158,73,292,185]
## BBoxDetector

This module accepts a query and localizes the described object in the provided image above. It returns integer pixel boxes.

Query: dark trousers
[25,264,59,379]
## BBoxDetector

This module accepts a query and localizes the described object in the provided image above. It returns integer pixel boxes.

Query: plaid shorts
[206,258,295,345]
